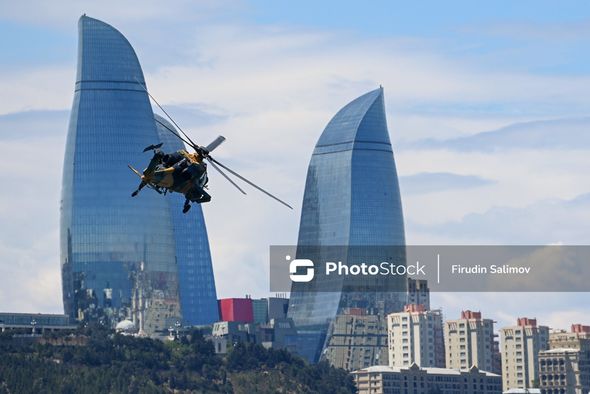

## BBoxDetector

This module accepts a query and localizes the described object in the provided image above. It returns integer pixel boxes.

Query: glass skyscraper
[153,115,219,326]
[60,16,218,334]
[287,87,406,364]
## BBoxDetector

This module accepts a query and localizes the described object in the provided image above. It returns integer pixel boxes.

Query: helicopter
[128,81,292,213]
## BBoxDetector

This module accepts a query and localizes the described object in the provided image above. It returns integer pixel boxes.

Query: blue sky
[4,2,590,74]
[252,1,587,36]
[0,0,589,330]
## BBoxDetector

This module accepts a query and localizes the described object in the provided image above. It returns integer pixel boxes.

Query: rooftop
[540,347,580,354]
[353,364,499,377]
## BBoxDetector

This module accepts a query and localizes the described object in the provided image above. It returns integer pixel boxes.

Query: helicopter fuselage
[146,150,206,191]
[129,148,210,207]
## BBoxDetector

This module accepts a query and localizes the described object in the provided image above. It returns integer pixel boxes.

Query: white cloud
[431,292,590,331]
[0,111,66,312]
[399,172,495,195]
[0,0,239,28]
[408,193,590,245]
[0,67,74,115]
[402,117,590,151]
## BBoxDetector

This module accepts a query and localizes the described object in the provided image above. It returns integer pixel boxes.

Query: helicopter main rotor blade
[154,117,193,148]
[205,136,226,153]
[208,157,293,210]
[208,160,247,195]
[134,78,200,151]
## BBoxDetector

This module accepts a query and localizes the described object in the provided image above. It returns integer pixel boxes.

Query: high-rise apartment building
[61,16,218,333]
[500,317,549,390]
[388,304,445,368]
[445,310,500,374]
[407,279,430,311]
[323,309,390,371]
[287,88,406,365]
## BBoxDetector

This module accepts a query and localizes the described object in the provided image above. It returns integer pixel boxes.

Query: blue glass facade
[60,16,218,333]
[287,88,406,362]
[153,115,219,325]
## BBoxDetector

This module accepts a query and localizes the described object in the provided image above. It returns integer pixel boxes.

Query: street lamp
[30,318,37,335]
[175,320,181,339]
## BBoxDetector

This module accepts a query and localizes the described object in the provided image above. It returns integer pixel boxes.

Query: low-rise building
[255,318,297,349]
[537,324,590,394]
[352,363,502,394]
[268,297,289,320]
[252,298,269,324]
[210,321,253,353]
[538,348,590,394]
[210,318,297,354]
[0,312,77,334]
[549,325,590,351]
[218,297,254,323]
[249,296,289,325]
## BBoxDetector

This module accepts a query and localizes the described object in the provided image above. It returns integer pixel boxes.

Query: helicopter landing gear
[131,180,147,197]
[183,199,191,214]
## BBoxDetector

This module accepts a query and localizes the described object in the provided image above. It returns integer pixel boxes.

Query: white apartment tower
[387,304,445,368]
[445,310,500,374]
[500,317,549,390]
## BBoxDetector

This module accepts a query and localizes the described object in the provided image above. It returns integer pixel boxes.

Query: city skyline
[1,1,590,332]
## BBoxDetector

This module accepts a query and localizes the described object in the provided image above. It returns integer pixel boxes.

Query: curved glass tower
[287,88,406,364]
[60,16,218,334]
[154,115,219,325]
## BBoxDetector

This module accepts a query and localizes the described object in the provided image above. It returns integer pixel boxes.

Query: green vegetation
[0,326,355,394]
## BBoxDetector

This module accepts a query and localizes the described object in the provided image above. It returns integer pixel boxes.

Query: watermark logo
[325,261,425,276]
[287,255,315,282]
[271,245,590,292]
